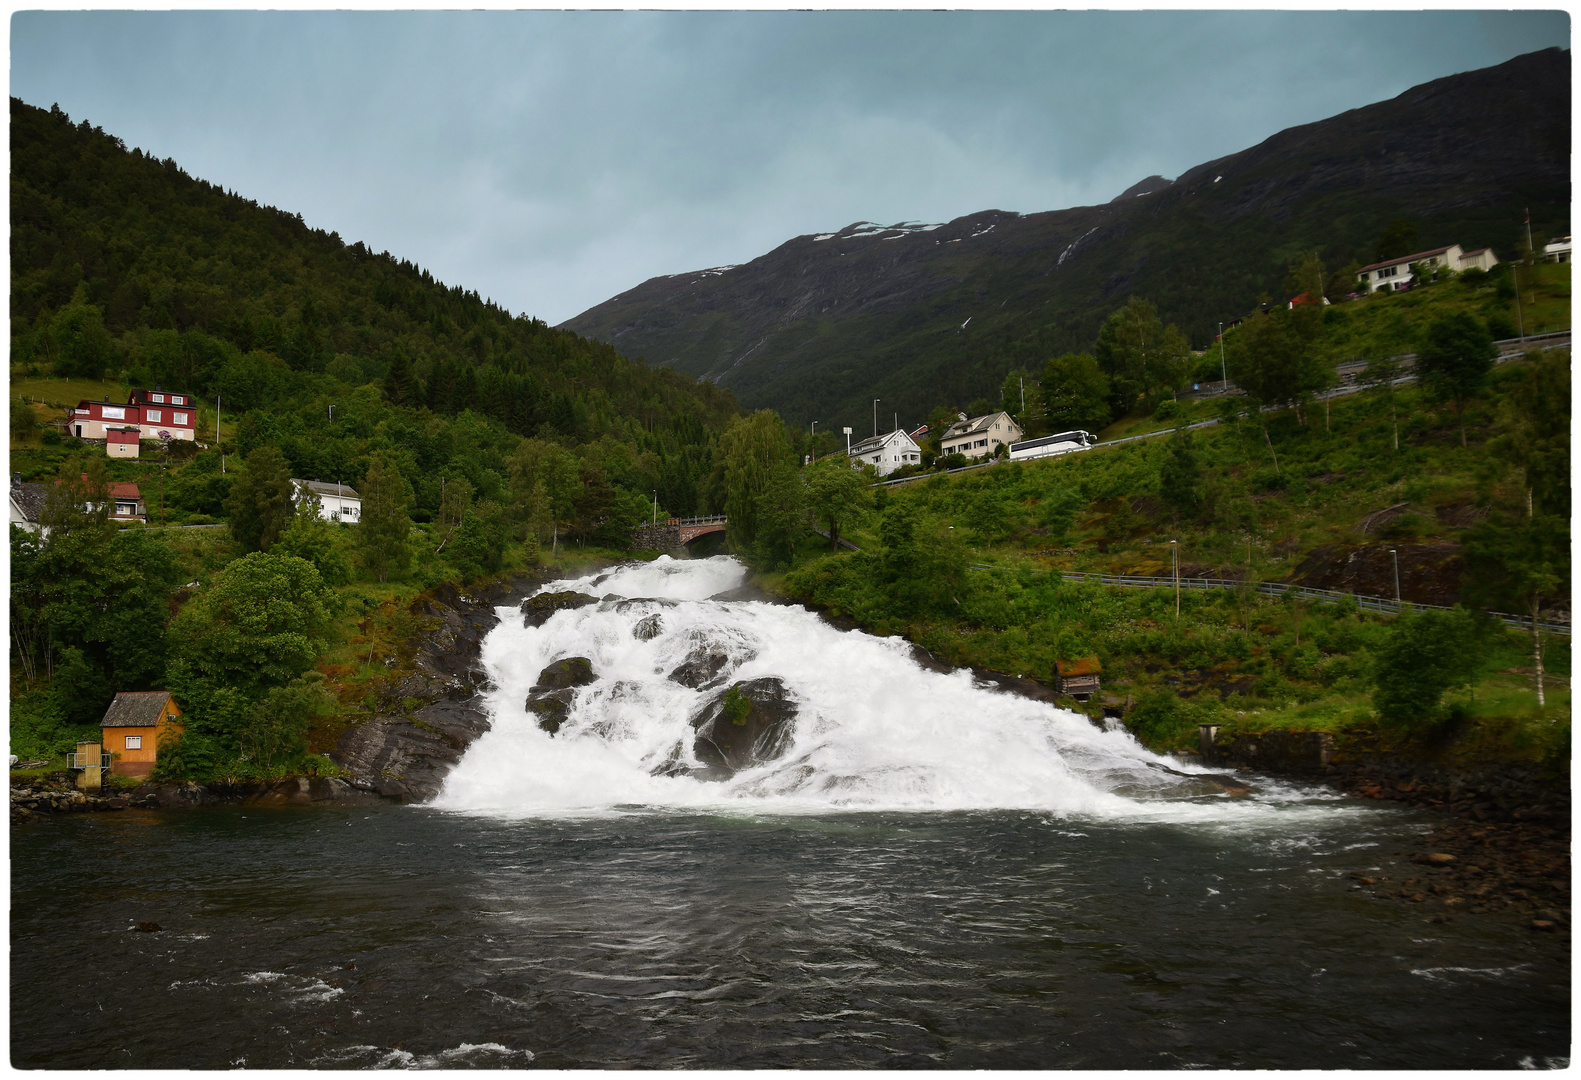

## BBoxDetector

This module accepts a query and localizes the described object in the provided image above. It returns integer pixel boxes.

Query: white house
[1354,244,1498,292]
[847,429,922,477]
[9,476,46,534]
[939,411,1023,461]
[293,480,362,523]
[1543,236,1571,263]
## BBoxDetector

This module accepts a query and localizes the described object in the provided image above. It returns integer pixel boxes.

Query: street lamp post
[1219,322,1228,392]
[1390,548,1401,605]
[1171,539,1180,619]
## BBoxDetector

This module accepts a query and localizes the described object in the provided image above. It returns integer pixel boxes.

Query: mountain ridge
[563,47,1570,431]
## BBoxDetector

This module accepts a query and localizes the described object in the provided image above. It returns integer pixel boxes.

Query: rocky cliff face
[563,49,1569,430]
[332,573,549,802]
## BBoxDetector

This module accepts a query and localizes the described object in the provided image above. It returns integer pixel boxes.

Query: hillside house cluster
[69,388,197,443]
[1354,244,1497,293]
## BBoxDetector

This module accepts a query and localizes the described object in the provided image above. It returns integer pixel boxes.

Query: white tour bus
[1007,429,1097,462]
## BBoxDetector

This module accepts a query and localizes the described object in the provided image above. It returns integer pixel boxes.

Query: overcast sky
[10,10,1570,325]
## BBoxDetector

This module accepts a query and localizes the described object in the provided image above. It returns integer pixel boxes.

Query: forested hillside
[10,96,737,521]
[9,96,743,781]
[565,48,1570,431]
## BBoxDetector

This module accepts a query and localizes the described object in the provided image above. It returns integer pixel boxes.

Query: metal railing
[671,515,727,526]
[965,564,1570,636]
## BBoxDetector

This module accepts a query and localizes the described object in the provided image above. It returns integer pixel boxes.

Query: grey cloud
[11,10,1569,323]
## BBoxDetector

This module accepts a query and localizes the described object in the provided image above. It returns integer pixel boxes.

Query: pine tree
[357,454,413,582]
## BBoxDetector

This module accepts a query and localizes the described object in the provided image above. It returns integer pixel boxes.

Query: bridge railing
[671,515,727,526]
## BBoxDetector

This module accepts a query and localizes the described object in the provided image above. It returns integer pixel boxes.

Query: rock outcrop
[633,614,664,641]
[526,657,598,734]
[668,650,731,690]
[688,677,798,776]
[333,572,549,801]
[522,591,597,628]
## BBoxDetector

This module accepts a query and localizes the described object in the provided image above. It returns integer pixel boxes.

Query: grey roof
[848,430,916,457]
[10,482,47,523]
[294,479,360,499]
[101,691,174,728]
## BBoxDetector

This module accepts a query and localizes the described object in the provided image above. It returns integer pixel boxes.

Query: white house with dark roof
[293,479,361,522]
[847,429,922,477]
[1543,236,1571,263]
[939,411,1023,461]
[1354,244,1498,292]
[9,476,47,534]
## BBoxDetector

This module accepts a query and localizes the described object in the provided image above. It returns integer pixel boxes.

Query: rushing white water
[435,557,1327,819]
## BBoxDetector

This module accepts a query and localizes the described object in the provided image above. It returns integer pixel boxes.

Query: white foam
[436,558,1344,823]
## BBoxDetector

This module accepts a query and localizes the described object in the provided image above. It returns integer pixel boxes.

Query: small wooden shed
[100,692,183,777]
[1055,657,1103,701]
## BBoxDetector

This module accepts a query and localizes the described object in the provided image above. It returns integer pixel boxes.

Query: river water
[11,557,1569,1068]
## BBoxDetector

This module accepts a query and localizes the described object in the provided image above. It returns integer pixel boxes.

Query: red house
[70,389,197,443]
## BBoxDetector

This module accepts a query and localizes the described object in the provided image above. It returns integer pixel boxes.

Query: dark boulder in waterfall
[668,650,732,690]
[522,591,597,628]
[633,614,664,641]
[526,657,597,734]
[689,678,798,774]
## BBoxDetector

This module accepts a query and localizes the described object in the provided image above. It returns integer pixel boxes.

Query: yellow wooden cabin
[100,692,183,777]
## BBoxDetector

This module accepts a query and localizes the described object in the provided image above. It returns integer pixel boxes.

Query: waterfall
[434,557,1311,818]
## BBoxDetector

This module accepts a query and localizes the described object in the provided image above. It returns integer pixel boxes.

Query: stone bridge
[633,514,728,551]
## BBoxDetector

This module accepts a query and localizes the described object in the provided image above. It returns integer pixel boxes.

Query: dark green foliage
[803,456,872,552]
[1093,297,1191,412]
[12,397,37,441]
[358,452,413,582]
[1157,427,1201,522]
[224,444,294,552]
[1126,689,1209,749]
[1371,608,1480,725]
[451,499,511,581]
[1040,352,1110,434]
[1415,311,1496,445]
[1372,218,1420,262]
[168,552,333,695]
[1487,348,1569,516]
[721,685,752,726]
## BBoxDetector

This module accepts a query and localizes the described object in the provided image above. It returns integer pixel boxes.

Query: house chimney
[957,412,967,422]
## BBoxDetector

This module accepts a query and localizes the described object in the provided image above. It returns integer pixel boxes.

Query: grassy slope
[770,277,1570,770]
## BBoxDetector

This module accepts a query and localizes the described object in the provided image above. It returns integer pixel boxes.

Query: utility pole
[216,394,223,473]
[1020,375,1025,417]
[872,400,879,439]
[1219,322,1228,391]
[843,426,852,455]
[1390,548,1401,606]
[1171,539,1179,620]
[652,490,657,526]
[329,404,334,423]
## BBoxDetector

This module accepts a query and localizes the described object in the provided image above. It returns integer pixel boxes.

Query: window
[173,412,188,425]
[1378,266,1397,279]
[125,735,142,749]
[145,409,161,422]
[151,393,165,403]
[102,406,125,420]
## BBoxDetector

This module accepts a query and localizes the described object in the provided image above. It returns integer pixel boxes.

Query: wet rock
[1531,919,1558,932]
[521,591,597,628]
[689,678,798,775]
[527,657,598,735]
[669,651,732,690]
[134,922,163,933]
[1426,852,1456,864]
[633,614,664,641]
